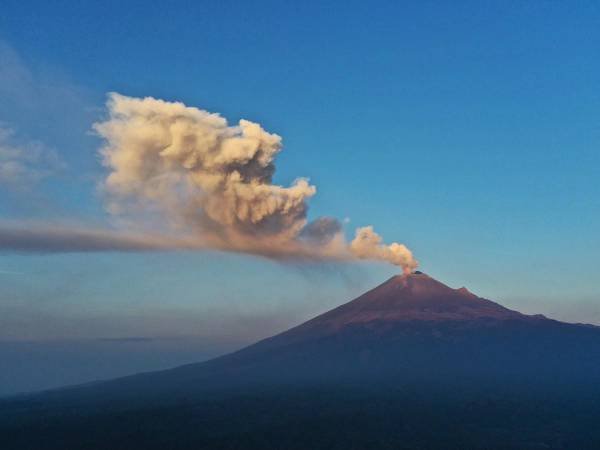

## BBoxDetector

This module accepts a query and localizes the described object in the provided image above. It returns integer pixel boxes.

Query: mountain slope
[2,273,600,449]
[306,271,525,324]
[10,272,599,401]
[256,271,539,341]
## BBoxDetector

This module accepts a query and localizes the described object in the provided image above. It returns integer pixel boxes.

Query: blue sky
[0,1,599,392]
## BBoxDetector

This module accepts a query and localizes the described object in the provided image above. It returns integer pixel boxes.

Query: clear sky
[1,1,599,393]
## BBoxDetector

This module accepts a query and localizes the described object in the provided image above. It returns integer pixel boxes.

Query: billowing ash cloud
[0,93,418,272]
[94,94,317,250]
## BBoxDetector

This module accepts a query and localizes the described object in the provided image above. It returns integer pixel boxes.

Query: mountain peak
[302,273,527,331]
[381,271,471,300]
[387,270,432,285]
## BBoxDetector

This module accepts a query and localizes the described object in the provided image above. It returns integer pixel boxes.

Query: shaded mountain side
[3,272,600,409]
[217,271,546,354]
[158,271,594,380]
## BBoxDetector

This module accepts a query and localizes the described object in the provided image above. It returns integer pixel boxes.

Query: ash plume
[350,226,417,274]
[0,93,418,272]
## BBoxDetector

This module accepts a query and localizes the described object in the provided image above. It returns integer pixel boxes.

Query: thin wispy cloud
[0,125,65,190]
[0,40,92,131]
[97,337,154,343]
[0,269,23,275]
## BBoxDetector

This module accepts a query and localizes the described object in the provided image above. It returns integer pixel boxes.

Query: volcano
[280,270,533,327]
[3,273,600,449]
